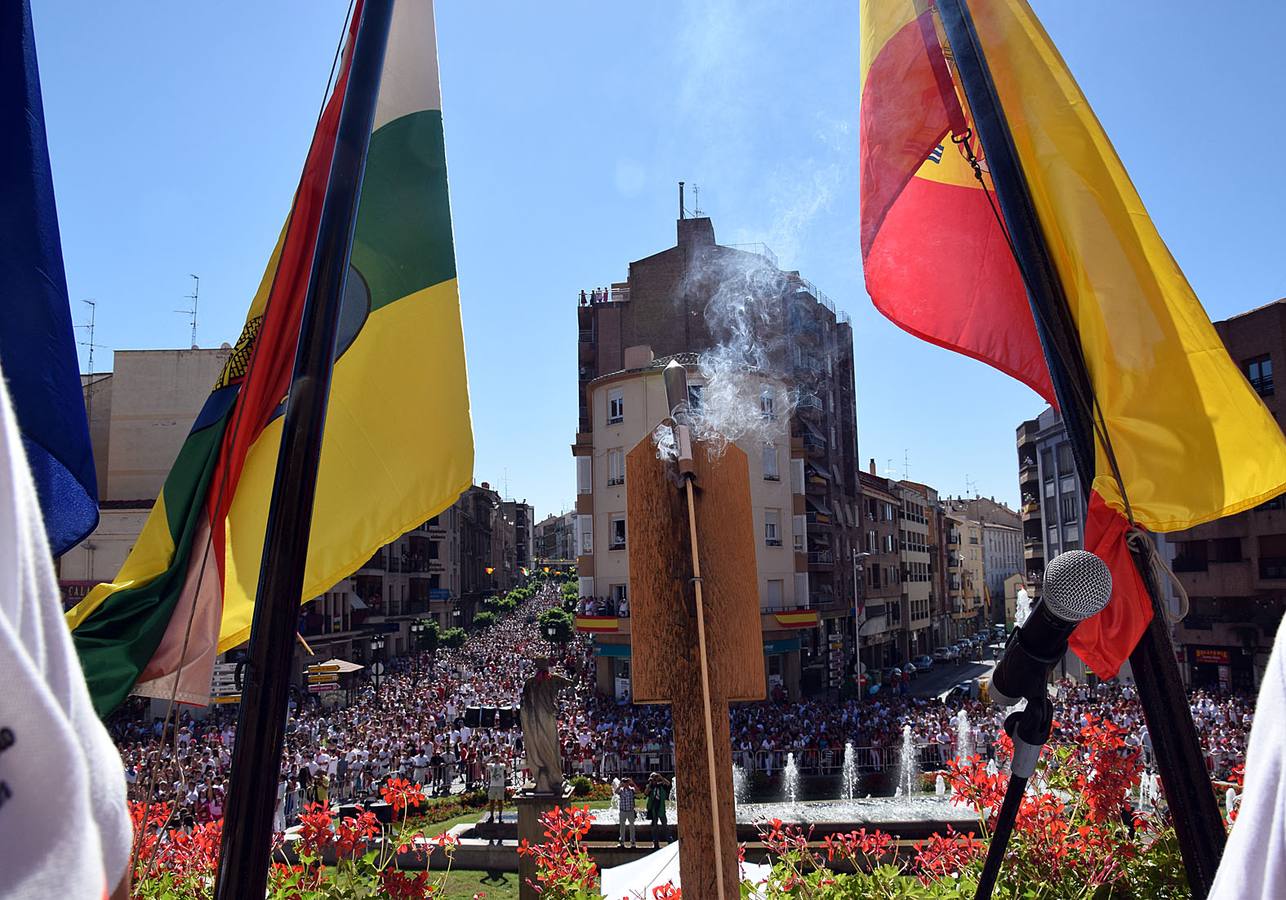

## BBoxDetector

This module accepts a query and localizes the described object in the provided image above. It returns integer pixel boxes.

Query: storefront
[1187,645,1254,692]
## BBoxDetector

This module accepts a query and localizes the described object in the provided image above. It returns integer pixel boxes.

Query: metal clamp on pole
[974,698,1053,900]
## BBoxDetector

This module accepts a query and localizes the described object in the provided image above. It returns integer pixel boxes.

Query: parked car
[913,654,934,671]
[945,680,978,704]
[934,646,957,663]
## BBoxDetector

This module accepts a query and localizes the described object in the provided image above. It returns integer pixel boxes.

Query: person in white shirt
[1210,623,1286,899]
[0,371,132,899]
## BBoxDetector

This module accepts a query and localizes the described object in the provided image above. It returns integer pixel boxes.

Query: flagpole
[934,0,1225,896]
[212,1,394,896]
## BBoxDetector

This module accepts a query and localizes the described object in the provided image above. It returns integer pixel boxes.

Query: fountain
[935,774,947,797]
[896,725,920,800]
[841,742,858,802]
[986,758,999,778]
[732,764,749,807]
[955,710,974,762]
[783,752,800,806]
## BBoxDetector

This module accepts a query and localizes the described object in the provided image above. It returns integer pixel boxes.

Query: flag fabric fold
[860,0,1286,677]
[0,0,99,556]
[69,0,473,715]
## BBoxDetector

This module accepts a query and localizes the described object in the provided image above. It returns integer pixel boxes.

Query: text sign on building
[1192,647,1232,665]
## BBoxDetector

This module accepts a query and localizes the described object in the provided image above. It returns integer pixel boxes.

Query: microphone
[990,550,1112,707]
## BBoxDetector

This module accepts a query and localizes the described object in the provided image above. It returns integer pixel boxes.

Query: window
[576,457,592,494]
[687,383,705,412]
[1059,494,1079,523]
[607,448,625,486]
[760,384,776,419]
[607,388,624,424]
[884,534,896,553]
[791,459,805,494]
[763,443,780,480]
[578,515,593,554]
[794,573,809,608]
[793,515,807,551]
[1041,449,1055,481]
[609,515,626,549]
[1057,443,1075,475]
[765,509,782,546]
[1246,355,1274,396]
[611,583,628,613]
[866,529,877,553]
[765,579,784,608]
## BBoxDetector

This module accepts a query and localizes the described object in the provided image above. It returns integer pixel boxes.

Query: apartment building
[572,350,815,699]
[1168,299,1286,690]
[534,511,576,563]
[897,482,935,659]
[574,207,862,693]
[857,465,903,671]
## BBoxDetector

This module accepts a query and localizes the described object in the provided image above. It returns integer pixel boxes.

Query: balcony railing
[808,550,835,567]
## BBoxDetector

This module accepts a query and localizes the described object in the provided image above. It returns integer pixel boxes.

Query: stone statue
[519,658,571,795]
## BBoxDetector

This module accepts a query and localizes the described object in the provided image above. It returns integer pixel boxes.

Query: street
[907,647,1000,699]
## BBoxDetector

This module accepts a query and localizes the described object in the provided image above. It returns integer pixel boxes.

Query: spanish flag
[861,0,1286,677]
[68,0,472,714]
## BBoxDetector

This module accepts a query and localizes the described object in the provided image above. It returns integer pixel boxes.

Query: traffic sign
[213,694,241,704]
[308,673,339,685]
[308,683,339,693]
[370,662,385,675]
[307,664,341,674]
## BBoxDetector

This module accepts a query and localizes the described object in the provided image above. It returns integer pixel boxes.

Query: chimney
[623,345,655,369]
[868,458,877,476]
[481,481,490,490]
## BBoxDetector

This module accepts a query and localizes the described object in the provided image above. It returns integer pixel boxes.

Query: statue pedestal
[515,788,567,900]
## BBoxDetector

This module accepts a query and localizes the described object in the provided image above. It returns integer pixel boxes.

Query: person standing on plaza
[617,777,638,848]
[487,754,508,826]
[645,771,671,848]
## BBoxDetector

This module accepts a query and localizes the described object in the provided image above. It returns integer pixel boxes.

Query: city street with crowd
[106,578,1255,829]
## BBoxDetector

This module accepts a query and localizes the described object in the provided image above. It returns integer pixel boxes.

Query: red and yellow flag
[861,0,1286,677]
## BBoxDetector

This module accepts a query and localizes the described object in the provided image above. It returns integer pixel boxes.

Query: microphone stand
[974,696,1053,900]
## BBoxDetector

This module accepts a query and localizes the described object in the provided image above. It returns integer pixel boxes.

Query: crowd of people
[107,577,1256,830]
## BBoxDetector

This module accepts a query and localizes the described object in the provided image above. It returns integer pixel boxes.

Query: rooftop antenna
[76,299,108,376]
[176,273,199,348]
[693,184,702,217]
[678,181,686,220]
[503,467,510,501]
[903,448,910,480]
[76,298,109,422]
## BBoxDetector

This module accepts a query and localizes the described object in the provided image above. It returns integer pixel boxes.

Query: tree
[472,610,496,630]
[439,626,467,649]
[537,607,575,645]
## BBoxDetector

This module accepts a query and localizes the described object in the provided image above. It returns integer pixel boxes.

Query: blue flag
[0,0,98,555]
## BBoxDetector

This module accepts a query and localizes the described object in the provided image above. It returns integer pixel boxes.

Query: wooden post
[627,436,765,896]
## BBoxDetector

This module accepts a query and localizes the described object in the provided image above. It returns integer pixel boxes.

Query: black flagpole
[934,0,1225,895]
[213,1,394,896]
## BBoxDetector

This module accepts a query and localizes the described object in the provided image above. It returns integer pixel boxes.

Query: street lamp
[369,635,386,694]
[410,619,428,689]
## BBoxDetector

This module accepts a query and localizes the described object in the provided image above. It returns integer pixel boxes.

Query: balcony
[808,550,835,569]
[801,433,828,455]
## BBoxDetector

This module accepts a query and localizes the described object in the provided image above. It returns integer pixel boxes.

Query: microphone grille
[1042,550,1112,623]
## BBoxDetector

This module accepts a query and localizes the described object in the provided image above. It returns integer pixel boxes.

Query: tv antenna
[76,299,109,420]
[692,184,702,217]
[176,273,199,348]
[76,299,108,376]
[903,448,910,480]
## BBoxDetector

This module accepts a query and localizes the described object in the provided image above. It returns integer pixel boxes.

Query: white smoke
[686,252,800,459]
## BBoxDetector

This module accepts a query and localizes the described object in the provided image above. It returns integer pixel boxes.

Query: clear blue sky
[32,0,1286,521]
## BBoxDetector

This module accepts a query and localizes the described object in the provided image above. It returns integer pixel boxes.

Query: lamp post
[369,635,385,695]
[410,619,427,689]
